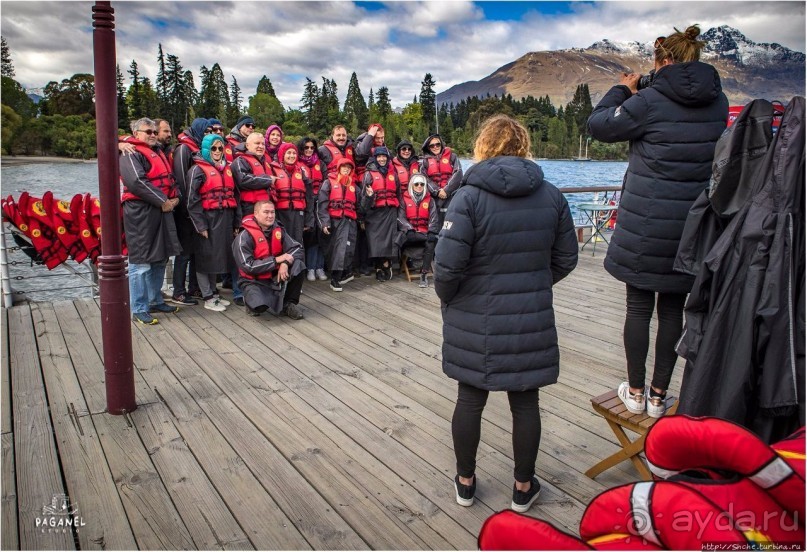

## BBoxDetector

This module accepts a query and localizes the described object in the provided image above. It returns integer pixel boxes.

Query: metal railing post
[0,223,14,307]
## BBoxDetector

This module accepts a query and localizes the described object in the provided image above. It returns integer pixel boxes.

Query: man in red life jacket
[225,115,255,163]
[352,123,385,277]
[419,134,463,229]
[395,173,439,288]
[232,132,277,218]
[120,117,182,325]
[232,200,305,319]
[318,125,356,179]
[118,119,173,157]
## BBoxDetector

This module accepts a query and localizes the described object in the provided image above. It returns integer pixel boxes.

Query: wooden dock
[1,248,683,550]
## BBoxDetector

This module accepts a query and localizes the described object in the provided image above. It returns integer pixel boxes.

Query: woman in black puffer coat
[587,25,728,419]
[434,115,578,513]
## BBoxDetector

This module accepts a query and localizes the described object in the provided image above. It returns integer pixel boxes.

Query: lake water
[1,158,627,303]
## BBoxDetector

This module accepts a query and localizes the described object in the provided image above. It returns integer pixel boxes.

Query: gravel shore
[1,156,97,167]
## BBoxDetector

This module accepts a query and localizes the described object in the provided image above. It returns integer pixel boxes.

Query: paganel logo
[36,494,86,534]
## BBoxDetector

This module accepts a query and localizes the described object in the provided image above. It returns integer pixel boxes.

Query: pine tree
[376,86,392,119]
[198,62,229,120]
[116,64,129,130]
[256,75,276,98]
[343,72,368,133]
[126,59,143,119]
[300,77,320,131]
[419,73,437,134]
[163,54,188,129]
[227,76,242,126]
[182,70,198,126]
[155,43,167,116]
[368,88,374,109]
[1,36,14,78]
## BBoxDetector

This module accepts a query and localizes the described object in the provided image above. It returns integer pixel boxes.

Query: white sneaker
[617,382,646,415]
[213,294,230,306]
[646,393,667,418]
[307,269,316,282]
[315,268,328,281]
[204,298,226,312]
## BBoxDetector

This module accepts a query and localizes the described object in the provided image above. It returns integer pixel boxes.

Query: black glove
[427,233,438,243]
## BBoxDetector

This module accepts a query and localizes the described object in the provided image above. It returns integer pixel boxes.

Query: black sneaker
[245,305,260,317]
[338,274,355,285]
[454,475,475,507]
[376,269,385,282]
[168,293,198,306]
[283,303,304,320]
[233,297,245,307]
[385,265,393,281]
[189,289,203,299]
[329,279,343,292]
[149,303,179,314]
[132,312,159,325]
[511,476,541,513]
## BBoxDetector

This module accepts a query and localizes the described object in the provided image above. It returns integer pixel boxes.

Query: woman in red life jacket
[275,142,314,247]
[419,134,463,230]
[392,139,420,194]
[186,134,239,312]
[394,173,439,288]
[317,158,358,292]
[231,132,277,219]
[264,124,284,162]
[297,136,329,282]
[360,146,401,282]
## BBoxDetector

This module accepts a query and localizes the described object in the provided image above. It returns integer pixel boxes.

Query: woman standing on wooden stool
[434,115,578,513]
[587,25,728,418]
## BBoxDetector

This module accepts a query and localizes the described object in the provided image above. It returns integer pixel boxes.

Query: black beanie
[236,115,255,130]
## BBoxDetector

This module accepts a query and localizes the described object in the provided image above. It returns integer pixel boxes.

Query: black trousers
[624,284,687,391]
[452,382,541,483]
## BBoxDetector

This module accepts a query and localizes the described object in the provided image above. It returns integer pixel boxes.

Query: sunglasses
[303,145,315,151]
[212,126,224,132]
[412,182,425,187]
[428,142,441,148]
[204,129,213,134]
[210,146,224,152]
[137,129,157,135]
[400,146,412,151]
[243,123,255,128]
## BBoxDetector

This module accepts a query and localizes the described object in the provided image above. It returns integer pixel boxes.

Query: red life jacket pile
[2,191,123,269]
[478,416,805,550]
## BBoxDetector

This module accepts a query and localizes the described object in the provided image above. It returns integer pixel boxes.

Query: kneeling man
[232,200,305,319]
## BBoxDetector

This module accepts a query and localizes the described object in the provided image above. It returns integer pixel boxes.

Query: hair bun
[684,25,701,40]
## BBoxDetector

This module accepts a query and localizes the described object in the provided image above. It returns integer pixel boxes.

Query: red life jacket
[238,216,284,281]
[224,136,242,164]
[392,157,419,193]
[403,191,431,233]
[193,158,237,210]
[423,147,454,189]
[306,161,324,196]
[237,155,276,204]
[176,132,200,153]
[327,179,357,220]
[323,141,357,181]
[367,169,399,208]
[120,139,177,202]
[275,162,307,210]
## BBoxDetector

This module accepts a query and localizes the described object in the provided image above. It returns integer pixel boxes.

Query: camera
[637,70,656,90]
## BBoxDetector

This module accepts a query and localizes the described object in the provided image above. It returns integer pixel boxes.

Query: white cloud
[3,0,804,113]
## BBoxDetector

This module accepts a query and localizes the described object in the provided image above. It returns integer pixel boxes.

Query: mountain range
[436,26,805,108]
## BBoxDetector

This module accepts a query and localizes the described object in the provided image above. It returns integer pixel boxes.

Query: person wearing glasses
[186,134,239,312]
[225,115,255,163]
[119,117,183,326]
[420,134,462,229]
[297,136,329,282]
[587,25,728,418]
[359,146,401,282]
[168,117,210,306]
[208,119,226,137]
[394,173,438,288]
[434,114,578,513]
[392,139,420,194]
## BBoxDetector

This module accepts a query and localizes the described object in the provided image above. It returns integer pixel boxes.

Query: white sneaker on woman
[204,298,226,312]
[307,269,316,282]
[315,268,328,281]
[617,382,646,414]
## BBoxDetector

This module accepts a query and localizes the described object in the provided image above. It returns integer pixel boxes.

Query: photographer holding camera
[587,25,728,418]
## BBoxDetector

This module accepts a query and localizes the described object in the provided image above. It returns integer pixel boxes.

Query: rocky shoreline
[0,156,97,167]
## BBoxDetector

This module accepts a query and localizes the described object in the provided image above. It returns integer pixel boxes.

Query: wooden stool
[585,389,678,481]
[400,254,415,282]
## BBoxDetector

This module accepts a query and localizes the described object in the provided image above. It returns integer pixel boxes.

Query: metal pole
[0,223,14,307]
[93,1,136,415]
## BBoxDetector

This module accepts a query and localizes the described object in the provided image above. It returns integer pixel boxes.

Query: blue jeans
[230,265,243,300]
[130,260,168,314]
[306,243,325,270]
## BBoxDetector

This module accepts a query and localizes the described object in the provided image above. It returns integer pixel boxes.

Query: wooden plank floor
[1,247,684,550]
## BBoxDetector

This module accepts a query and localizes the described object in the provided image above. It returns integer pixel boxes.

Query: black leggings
[452,382,541,483]
[624,284,687,391]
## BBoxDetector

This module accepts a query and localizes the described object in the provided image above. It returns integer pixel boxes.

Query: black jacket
[434,156,578,391]
[676,97,805,443]
[588,61,729,293]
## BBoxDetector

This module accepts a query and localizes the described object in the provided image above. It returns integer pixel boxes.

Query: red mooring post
[93,1,136,414]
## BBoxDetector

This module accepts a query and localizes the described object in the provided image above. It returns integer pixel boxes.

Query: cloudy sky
[2,1,805,109]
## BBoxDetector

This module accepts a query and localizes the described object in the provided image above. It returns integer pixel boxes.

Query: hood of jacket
[186,117,210,146]
[421,134,444,156]
[651,61,723,108]
[463,156,544,198]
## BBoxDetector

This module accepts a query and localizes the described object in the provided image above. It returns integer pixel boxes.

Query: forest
[1,38,628,160]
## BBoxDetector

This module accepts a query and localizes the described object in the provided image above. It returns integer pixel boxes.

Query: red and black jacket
[238,216,284,280]
[121,139,177,202]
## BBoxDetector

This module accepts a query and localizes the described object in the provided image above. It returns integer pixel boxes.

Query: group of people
[119,24,762,517]
[118,115,463,325]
